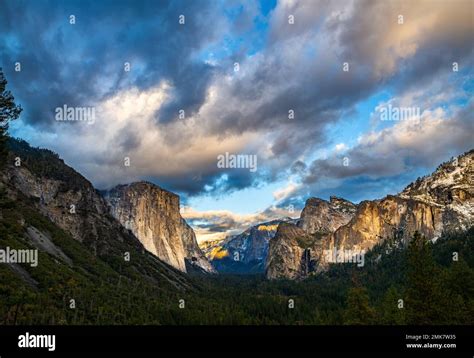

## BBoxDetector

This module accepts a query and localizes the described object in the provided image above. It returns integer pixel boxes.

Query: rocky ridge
[265,150,474,279]
[202,218,296,273]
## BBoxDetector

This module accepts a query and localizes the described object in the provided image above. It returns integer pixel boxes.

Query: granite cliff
[266,150,474,279]
[103,182,215,273]
[203,218,295,273]
[2,138,193,289]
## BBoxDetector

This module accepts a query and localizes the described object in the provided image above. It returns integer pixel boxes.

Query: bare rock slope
[266,150,474,280]
[103,182,215,273]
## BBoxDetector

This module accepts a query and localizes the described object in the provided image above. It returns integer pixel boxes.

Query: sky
[1,0,473,242]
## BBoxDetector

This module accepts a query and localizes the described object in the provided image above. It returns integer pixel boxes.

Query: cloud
[0,0,227,128]
[181,204,299,243]
[2,0,473,203]
[334,143,347,152]
[302,99,474,195]
[332,0,474,79]
[19,83,263,192]
[272,181,300,202]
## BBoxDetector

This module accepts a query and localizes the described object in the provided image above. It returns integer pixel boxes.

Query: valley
[0,137,472,325]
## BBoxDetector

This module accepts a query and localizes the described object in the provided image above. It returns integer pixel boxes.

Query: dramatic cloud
[1,0,472,239]
[304,93,474,186]
[0,0,227,127]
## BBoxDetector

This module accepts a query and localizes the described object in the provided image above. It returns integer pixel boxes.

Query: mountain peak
[298,195,357,235]
[202,217,298,274]
[107,181,179,199]
[265,150,474,280]
[103,183,215,273]
[400,150,473,222]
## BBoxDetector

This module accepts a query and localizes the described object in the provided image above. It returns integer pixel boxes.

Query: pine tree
[379,286,405,324]
[405,231,445,324]
[343,286,376,325]
[443,259,474,324]
[0,68,22,169]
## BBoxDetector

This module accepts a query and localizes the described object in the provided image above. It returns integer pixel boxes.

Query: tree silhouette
[0,68,22,168]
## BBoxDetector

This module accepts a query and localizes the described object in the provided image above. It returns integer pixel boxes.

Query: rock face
[399,151,474,232]
[103,182,215,273]
[203,218,295,273]
[266,150,474,280]
[180,218,216,273]
[298,196,356,234]
[329,196,443,257]
[3,138,193,291]
[266,198,356,279]
[3,140,135,256]
[266,223,325,280]
[331,151,474,255]
[4,142,205,273]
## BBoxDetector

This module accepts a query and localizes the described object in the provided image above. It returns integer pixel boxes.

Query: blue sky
[1,0,473,241]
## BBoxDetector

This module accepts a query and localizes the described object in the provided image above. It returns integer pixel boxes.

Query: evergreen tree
[405,231,445,324]
[443,259,474,324]
[379,286,405,324]
[0,68,22,169]
[343,286,376,325]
